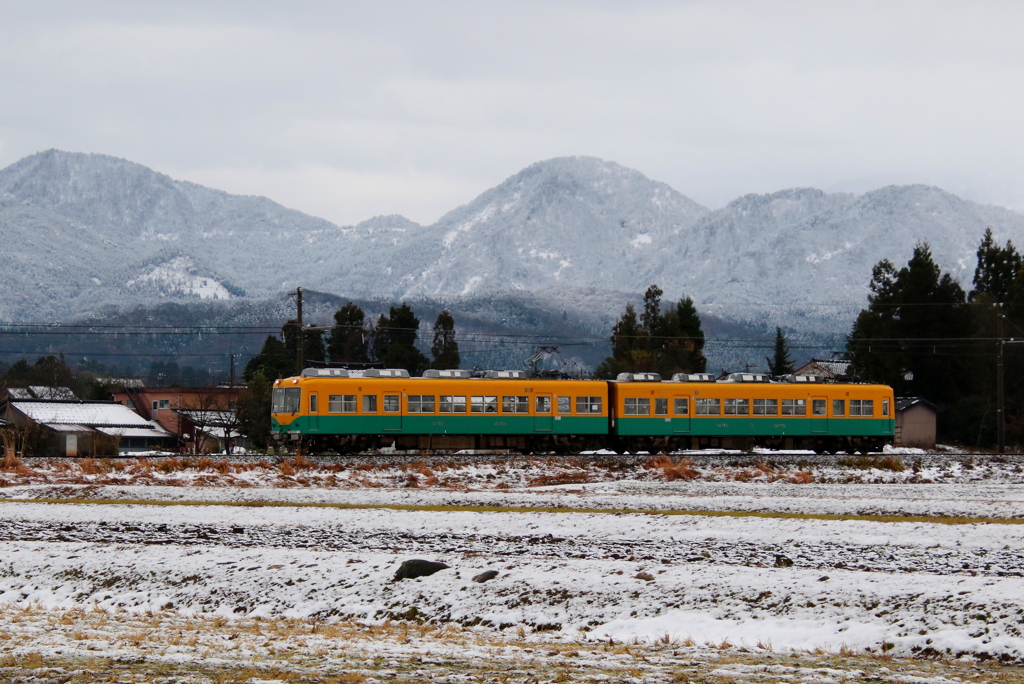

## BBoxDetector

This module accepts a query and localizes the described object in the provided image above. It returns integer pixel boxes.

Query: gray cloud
[1,0,1023,225]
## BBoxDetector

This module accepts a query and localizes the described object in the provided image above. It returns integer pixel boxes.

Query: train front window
[272,387,301,414]
[754,398,777,415]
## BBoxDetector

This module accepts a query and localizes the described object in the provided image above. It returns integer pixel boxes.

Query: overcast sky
[2,1,1023,226]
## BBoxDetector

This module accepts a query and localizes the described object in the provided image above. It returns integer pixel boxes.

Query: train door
[308,392,320,432]
[383,393,403,432]
[811,396,828,433]
[672,395,691,433]
[534,394,553,432]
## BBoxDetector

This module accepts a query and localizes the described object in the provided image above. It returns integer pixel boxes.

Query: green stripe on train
[613,416,894,437]
[273,414,608,435]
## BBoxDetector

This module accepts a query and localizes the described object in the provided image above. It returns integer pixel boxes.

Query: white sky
[1,0,1023,226]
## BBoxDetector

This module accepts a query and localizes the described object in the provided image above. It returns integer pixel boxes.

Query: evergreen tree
[847,243,973,403]
[326,302,369,363]
[430,310,460,369]
[596,287,706,378]
[766,327,795,376]
[236,369,272,449]
[374,303,429,375]
[243,336,292,382]
[971,227,1022,304]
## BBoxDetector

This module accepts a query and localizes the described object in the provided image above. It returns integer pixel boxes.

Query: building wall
[895,404,936,449]
[112,388,239,437]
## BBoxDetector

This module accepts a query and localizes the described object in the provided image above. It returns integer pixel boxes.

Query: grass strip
[0,496,1020,526]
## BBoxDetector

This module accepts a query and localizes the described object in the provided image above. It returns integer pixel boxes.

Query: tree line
[847,228,1024,446]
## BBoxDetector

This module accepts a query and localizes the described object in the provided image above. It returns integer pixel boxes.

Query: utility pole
[998,308,1005,455]
[289,287,304,374]
[229,352,236,388]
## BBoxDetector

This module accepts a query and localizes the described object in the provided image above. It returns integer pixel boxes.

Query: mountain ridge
[2,149,1022,337]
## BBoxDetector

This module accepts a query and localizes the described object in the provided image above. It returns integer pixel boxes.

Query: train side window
[309,394,318,413]
[472,396,498,413]
[536,396,551,413]
[832,399,845,416]
[851,399,874,416]
[882,399,889,416]
[624,398,650,416]
[674,398,689,415]
[725,398,749,415]
[362,395,378,413]
[781,399,806,416]
[557,396,571,414]
[655,398,668,415]
[576,396,602,414]
[383,395,400,413]
[440,395,467,413]
[695,398,720,415]
[328,394,357,413]
[812,399,826,416]
[753,398,777,415]
[502,396,529,414]
[408,395,435,413]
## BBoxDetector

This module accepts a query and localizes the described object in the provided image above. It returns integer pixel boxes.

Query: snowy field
[2,452,1024,681]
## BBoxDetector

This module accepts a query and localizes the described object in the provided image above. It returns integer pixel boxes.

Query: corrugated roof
[43,423,92,433]
[95,425,174,439]
[12,401,154,428]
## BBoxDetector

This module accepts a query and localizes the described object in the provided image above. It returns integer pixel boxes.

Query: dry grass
[837,454,906,471]
[643,454,700,481]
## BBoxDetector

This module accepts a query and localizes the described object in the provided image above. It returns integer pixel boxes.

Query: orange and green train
[271,369,895,453]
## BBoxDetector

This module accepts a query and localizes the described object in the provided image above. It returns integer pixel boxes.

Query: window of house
[472,396,498,413]
[812,399,827,416]
[753,398,777,415]
[383,395,400,413]
[655,398,668,415]
[557,396,571,414]
[440,395,467,413]
[781,398,806,416]
[724,398,749,415]
[362,395,377,413]
[832,399,845,416]
[535,396,551,413]
[576,396,603,414]
[624,397,650,416]
[674,398,689,415]
[695,398,720,415]
[328,394,357,413]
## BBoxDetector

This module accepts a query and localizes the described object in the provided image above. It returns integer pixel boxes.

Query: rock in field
[473,570,499,583]
[393,559,450,581]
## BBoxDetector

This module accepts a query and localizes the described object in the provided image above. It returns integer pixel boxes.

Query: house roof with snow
[9,400,156,428]
[794,358,851,379]
[173,409,238,427]
[895,396,938,413]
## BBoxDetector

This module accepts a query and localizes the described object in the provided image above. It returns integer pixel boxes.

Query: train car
[271,368,609,452]
[610,372,895,452]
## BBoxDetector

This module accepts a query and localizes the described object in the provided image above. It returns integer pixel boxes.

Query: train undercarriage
[286,432,889,455]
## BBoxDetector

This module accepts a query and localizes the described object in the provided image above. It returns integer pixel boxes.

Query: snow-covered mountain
[2,149,1023,335]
